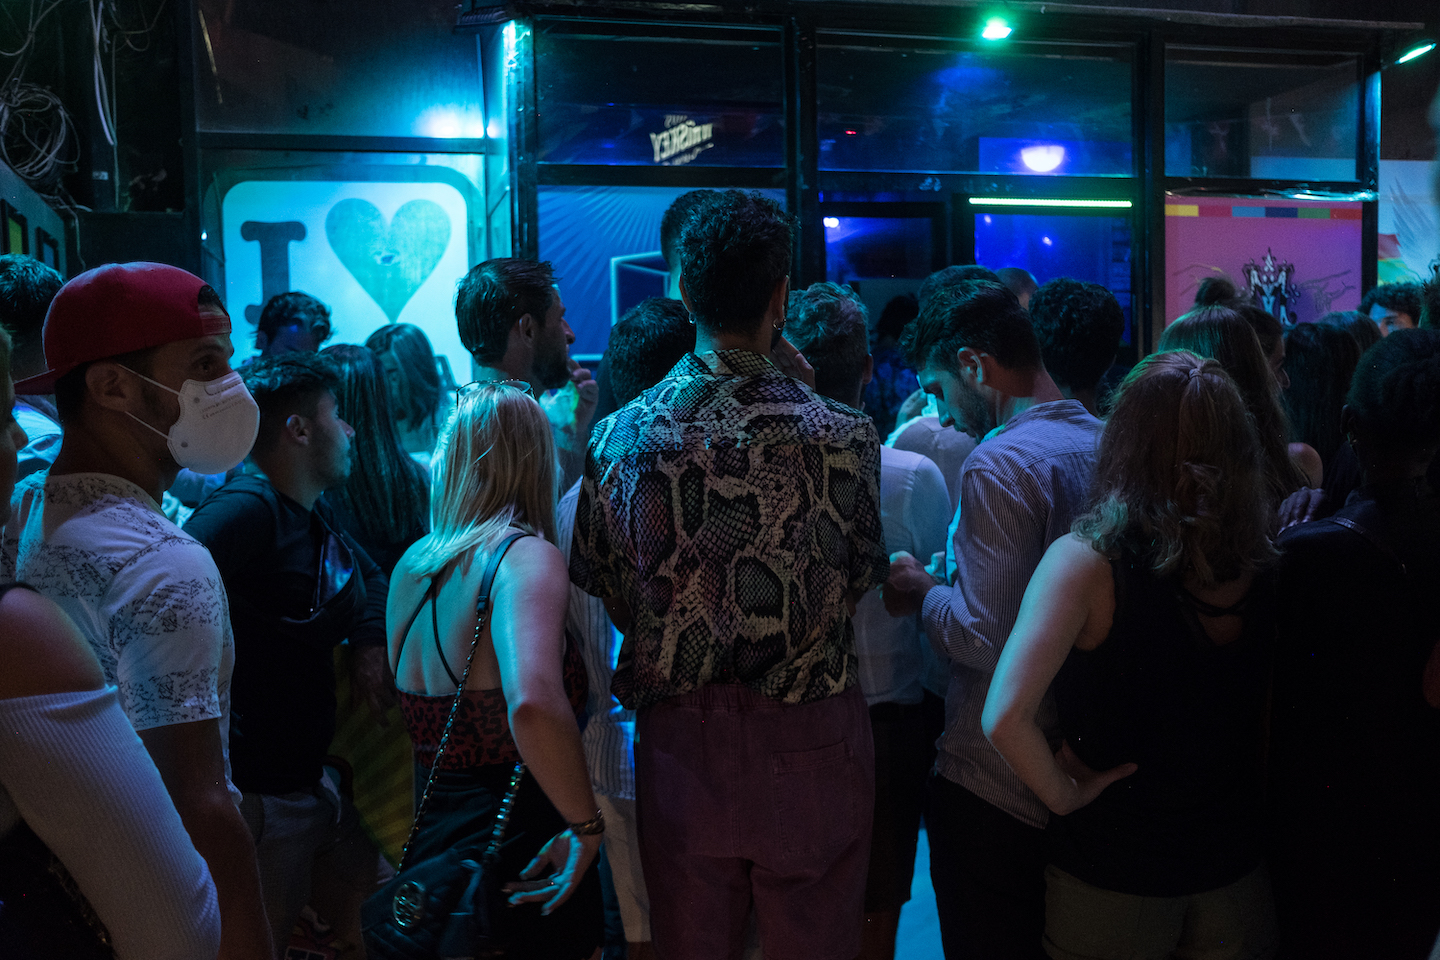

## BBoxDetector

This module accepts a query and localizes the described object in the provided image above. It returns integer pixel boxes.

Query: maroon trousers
[635,683,875,960]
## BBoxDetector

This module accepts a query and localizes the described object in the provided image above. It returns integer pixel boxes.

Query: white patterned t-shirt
[2,472,238,793]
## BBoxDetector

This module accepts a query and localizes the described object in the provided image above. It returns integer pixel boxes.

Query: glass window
[194,0,483,138]
[1164,196,1363,324]
[974,211,1134,343]
[824,216,939,284]
[817,39,1133,176]
[538,186,787,357]
[535,26,785,167]
[1165,48,1361,181]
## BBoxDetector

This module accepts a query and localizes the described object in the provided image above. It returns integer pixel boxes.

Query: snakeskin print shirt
[570,349,889,710]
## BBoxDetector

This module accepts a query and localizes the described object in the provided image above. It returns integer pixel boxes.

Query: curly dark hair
[1282,322,1361,465]
[1347,329,1440,455]
[1359,282,1423,323]
[660,190,718,273]
[1420,277,1440,330]
[918,264,1002,309]
[256,291,332,348]
[454,258,556,364]
[677,190,793,333]
[785,282,870,403]
[0,254,62,358]
[242,351,340,455]
[901,279,1040,375]
[1027,278,1124,394]
[604,297,695,407]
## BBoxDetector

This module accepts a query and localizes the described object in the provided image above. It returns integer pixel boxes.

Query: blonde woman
[386,382,601,959]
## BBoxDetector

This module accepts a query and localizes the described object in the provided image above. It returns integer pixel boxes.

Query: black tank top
[1047,553,1275,897]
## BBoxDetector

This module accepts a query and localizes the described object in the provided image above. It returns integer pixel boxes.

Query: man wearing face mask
[184,352,391,959]
[0,262,274,960]
[455,257,599,489]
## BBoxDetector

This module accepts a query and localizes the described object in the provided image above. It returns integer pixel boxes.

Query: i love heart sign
[220,174,478,379]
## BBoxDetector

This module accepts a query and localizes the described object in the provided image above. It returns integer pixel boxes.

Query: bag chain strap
[396,534,527,872]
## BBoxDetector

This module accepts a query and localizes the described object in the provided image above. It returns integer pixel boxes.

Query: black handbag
[362,531,529,960]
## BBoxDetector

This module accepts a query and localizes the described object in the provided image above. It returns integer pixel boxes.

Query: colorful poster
[219,172,477,376]
[1164,196,1363,326]
[1378,159,1439,285]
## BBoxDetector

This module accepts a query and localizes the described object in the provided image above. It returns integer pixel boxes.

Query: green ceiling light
[1396,41,1436,64]
[968,197,1133,209]
[981,17,1013,41]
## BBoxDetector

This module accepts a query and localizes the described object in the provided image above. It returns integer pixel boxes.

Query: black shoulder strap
[476,531,528,620]
[431,531,527,686]
[397,529,531,870]
[392,581,434,673]
[392,531,530,682]
[1328,515,1408,578]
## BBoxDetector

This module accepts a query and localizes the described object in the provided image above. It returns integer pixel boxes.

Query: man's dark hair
[1027,278,1125,394]
[1359,281,1423,323]
[996,267,1039,303]
[918,265,1003,309]
[901,280,1041,374]
[786,283,871,404]
[605,297,695,406]
[875,293,919,343]
[454,258,556,364]
[660,190,717,273]
[257,291,331,347]
[677,190,793,333]
[1347,329,1440,454]
[242,351,340,455]
[0,254,62,360]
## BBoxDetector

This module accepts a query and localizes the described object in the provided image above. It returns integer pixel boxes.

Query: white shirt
[0,686,221,960]
[851,446,953,706]
[888,414,978,513]
[2,472,239,797]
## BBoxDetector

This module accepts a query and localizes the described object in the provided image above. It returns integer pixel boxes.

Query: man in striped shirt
[884,280,1101,960]
[556,296,695,960]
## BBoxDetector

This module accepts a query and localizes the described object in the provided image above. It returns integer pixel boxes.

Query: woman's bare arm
[981,534,1136,816]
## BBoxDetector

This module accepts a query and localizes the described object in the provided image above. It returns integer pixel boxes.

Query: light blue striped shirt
[557,478,635,800]
[922,400,1100,829]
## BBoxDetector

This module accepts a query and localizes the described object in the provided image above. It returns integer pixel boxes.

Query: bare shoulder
[495,534,567,588]
[1047,532,1111,574]
[0,588,105,699]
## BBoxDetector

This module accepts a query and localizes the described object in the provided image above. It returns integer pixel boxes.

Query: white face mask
[122,368,260,475]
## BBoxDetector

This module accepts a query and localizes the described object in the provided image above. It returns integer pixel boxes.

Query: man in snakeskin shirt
[571,190,888,960]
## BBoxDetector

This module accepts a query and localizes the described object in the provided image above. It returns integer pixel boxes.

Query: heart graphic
[326,198,451,321]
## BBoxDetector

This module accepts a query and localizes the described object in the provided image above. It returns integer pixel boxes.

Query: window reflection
[817,40,1133,176]
[1165,48,1360,181]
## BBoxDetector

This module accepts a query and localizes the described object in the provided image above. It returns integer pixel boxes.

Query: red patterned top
[399,634,589,770]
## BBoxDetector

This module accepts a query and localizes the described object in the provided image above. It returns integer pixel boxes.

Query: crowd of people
[0,184,1436,960]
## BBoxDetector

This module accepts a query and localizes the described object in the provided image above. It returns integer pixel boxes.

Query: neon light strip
[968,198,1133,209]
[1397,43,1436,65]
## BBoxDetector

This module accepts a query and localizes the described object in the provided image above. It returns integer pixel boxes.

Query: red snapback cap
[16,262,232,395]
